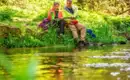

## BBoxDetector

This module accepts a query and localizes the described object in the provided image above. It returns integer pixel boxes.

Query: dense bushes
[0,1,130,48]
[0,8,15,21]
[0,26,75,48]
[77,11,129,43]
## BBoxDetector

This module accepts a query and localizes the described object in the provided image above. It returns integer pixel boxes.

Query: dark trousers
[57,19,65,35]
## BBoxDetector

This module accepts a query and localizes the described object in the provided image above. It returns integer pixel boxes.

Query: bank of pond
[0,24,130,48]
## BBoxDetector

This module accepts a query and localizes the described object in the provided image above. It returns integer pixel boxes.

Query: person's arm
[73,5,78,18]
[47,10,52,21]
[59,11,64,19]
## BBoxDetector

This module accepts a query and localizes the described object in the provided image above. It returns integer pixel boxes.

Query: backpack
[38,18,50,30]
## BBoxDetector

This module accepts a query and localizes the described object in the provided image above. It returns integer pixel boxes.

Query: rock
[120,68,125,72]
[26,28,35,35]
[125,67,130,71]
[128,75,130,78]
[122,32,130,41]
[119,41,126,44]
[0,25,22,37]
[97,43,104,46]
[110,72,120,76]
[89,43,94,46]
[9,27,21,37]
[112,43,118,46]
[127,37,130,40]
[84,63,130,68]
[77,41,85,51]
[0,25,10,32]
[122,49,130,52]
[0,25,10,38]
[117,77,121,80]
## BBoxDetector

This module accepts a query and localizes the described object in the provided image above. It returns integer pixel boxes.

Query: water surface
[0,44,130,80]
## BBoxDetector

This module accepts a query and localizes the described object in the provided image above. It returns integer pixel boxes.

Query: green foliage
[1,26,74,48]
[33,11,48,21]
[110,17,130,33]
[0,0,130,48]
[0,8,16,21]
[3,35,44,48]
[127,27,130,33]
[1,11,129,48]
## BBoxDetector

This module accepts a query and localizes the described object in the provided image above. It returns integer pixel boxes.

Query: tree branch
[119,8,130,15]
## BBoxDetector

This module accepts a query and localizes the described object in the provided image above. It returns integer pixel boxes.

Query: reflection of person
[47,2,65,36]
[54,57,63,80]
[64,0,87,47]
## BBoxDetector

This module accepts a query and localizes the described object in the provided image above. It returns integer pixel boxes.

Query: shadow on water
[0,44,130,80]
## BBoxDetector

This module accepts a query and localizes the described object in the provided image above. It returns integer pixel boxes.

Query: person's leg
[75,23,89,49]
[68,24,79,39]
[68,24,79,45]
[75,23,86,41]
[58,19,65,35]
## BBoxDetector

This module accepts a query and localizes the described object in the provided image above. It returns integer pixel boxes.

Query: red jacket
[47,8,63,21]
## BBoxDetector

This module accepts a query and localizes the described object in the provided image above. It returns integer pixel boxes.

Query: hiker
[47,2,65,36]
[39,2,65,36]
[64,0,87,47]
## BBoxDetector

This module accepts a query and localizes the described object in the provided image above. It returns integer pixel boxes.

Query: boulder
[9,27,21,37]
[25,28,35,35]
[0,25,10,38]
[119,41,126,44]
[127,37,130,40]
[0,25,22,38]
[121,32,130,41]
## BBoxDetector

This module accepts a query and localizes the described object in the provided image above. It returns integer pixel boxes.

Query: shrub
[0,8,16,21]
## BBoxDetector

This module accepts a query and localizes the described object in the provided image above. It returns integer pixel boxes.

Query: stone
[110,72,120,76]
[112,43,118,46]
[9,27,21,37]
[0,25,10,38]
[97,42,104,46]
[127,37,130,40]
[119,41,126,44]
[0,25,22,37]
[25,28,35,35]
[125,67,130,71]
[128,75,130,78]
[117,77,121,80]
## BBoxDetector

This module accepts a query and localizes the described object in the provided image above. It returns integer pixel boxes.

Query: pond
[0,44,130,80]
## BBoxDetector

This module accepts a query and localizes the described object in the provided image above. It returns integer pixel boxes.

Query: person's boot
[77,41,89,50]
[77,41,85,51]
[57,29,63,38]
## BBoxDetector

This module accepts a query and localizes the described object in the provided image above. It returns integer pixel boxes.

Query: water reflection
[0,44,130,80]
[38,54,75,80]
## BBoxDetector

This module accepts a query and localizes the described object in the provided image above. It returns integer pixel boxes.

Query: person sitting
[47,2,65,36]
[63,0,87,47]
[39,2,65,36]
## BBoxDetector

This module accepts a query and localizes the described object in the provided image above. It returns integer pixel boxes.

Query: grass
[0,4,130,48]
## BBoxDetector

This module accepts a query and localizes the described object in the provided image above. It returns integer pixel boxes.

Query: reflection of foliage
[0,53,38,80]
